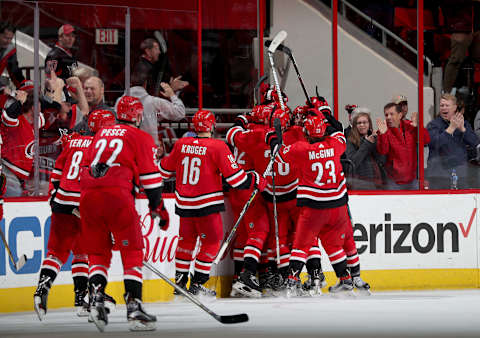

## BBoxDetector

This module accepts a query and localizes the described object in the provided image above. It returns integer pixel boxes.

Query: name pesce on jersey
[181,144,207,155]
[100,128,126,137]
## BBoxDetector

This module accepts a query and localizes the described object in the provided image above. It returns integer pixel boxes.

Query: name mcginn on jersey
[308,148,334,160]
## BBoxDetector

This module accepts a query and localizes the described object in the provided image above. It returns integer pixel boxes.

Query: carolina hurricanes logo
[25,140,35,159]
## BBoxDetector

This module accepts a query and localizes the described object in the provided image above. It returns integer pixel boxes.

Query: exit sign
[95,28,118,45]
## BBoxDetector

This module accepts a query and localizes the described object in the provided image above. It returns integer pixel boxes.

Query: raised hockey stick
[271,119,282,265]
[265,40,311,107]
[213,118,283,265]
[143,261,248,324]
[254,74,268,105]
[0,226,27,271]
[153,30,168,96]
[267,31,287,111]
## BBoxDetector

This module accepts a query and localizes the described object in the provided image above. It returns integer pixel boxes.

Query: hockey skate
[230,276,244,298]
[188,282,217,298]
[261,270,284,297]
[328,277,354,296]
[125,293,157,331]
[89,290,108,332]
[285,275,302,298]
[302,269,327,297]
[353,276,371,295]
[33,276,51,321]
[173,272,188,296]
[74,289,89,317]
[232,270,262,298]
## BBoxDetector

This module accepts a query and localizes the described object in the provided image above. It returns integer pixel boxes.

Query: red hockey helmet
[303,115,327,138]
[310,96,329,109]
[251,103,274,125]
[292,105,308,125]
[193,109,215,132]
[88,109,116,133]
[116,96,143,126]
[270,107,290,129]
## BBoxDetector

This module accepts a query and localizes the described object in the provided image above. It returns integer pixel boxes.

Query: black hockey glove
[233,114,251,129]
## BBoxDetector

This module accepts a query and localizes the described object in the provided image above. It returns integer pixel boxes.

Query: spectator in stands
[376,103,430,190]
[133,38,161,95]
[441,0,480,94]
[72,76,112,135]
[473,107,480,139]
[45,24,78,81]
[0,21,25,88]
[117,71,186,154]
[392,94,409,119]
[426,93,479,189]
[72,67,98,85]
[133,38,188,96]
[43,71,88,131]
[346,108,386,190]
[0,83,48,196]
[343,104,357,138]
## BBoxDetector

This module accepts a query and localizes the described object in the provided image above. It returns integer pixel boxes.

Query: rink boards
[0,193,479,312]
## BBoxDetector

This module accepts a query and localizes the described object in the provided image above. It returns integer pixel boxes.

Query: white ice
[1,290,479,338]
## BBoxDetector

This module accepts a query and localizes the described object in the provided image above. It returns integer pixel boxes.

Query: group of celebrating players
[31,81,370,333]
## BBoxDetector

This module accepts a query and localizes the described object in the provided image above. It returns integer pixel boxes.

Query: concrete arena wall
[0,193,479,313]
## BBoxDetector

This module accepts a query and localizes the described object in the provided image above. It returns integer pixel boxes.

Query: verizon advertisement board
[0,194,478,289]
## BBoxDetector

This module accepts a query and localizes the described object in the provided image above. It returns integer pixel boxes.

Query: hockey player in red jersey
[270,112,355,295]
[308,96,371,294]
[80,96,168,332]
[159,109,266,297]
[34,109,116,321]
[225,105,272,297]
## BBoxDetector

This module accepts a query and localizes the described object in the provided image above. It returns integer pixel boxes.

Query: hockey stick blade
[154,30,167,54]
[143,261,249,324]
[218,313,249,324]
[267,30,287,53]
[265,40,292,58]
[15,254,27,271]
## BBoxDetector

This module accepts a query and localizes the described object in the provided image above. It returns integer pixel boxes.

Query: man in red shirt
[80,96,168,332]
[159,110,265,297]
[376,103,430,190]
[33,109,116,322]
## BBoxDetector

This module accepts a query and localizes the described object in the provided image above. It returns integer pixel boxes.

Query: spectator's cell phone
[367,130,373,136]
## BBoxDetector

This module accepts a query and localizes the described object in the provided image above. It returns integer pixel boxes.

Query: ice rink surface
[1,290,479,338]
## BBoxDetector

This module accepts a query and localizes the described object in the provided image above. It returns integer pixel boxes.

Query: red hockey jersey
[159,137,248,217]
[1,110,45,180]
[277,131,348,209]
[50,134,93,212]
[81,124,163,193]
[226,124,303,202]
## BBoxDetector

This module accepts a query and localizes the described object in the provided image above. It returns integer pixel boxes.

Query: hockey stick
[271,119,282,265]
[254,74,268,105]
[153,31,168,97]
[213,118,283,265]
[267,31,287,111]
[265,40,311,107]
[0,226,27,271]
[143,261,248,324]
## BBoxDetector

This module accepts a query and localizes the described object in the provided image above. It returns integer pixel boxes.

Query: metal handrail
[339,0,433,77]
